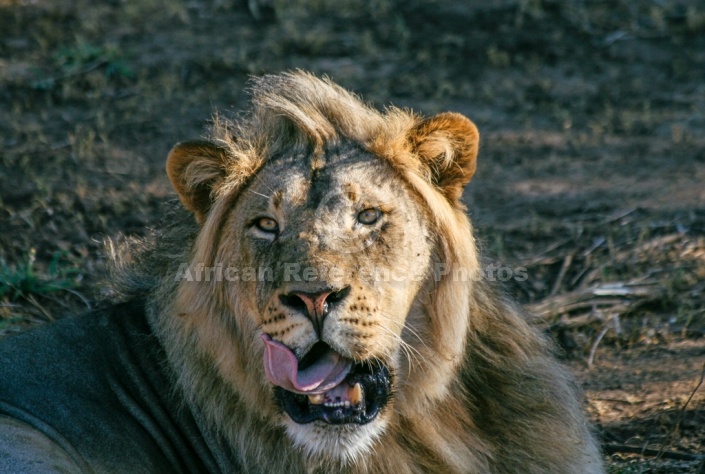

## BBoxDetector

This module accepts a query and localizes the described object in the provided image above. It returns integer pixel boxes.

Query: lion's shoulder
[0,301,228,472]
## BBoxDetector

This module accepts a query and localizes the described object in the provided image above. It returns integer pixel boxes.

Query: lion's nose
[279,286,351,334]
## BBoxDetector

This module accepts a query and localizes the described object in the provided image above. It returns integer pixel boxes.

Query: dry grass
[1,0,704,470]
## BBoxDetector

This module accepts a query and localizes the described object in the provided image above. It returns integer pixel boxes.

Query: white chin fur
[283,417,388,464]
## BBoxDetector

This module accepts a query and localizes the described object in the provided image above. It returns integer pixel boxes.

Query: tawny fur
[111,71,603,473]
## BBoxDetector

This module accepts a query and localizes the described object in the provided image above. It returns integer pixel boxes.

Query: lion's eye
[255,217,279,233]
[357,208,380,225]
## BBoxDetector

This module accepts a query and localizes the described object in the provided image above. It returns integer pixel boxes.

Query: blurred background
[1,0,704,471]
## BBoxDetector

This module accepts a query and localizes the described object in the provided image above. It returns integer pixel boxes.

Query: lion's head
[159,71,479,463]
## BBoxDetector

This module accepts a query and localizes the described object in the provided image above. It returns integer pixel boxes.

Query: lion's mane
[109,72,602,473]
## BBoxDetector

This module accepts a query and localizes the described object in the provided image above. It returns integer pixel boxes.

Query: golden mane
[107,71,602,473]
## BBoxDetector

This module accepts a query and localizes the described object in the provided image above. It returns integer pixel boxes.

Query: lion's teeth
[308,393,325,405]
[350,383,362,406]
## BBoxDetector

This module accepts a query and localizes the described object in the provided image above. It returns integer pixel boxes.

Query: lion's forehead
[224,147,432,289]
[243,149,419,225]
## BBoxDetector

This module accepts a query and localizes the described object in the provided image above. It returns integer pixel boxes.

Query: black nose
[279,286,351,333]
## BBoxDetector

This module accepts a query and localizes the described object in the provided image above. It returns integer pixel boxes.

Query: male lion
[0,72,603,473]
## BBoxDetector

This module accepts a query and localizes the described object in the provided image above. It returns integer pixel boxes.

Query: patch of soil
[575,340,705,472]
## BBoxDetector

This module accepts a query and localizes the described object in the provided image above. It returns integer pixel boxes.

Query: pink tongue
[262,334,352,395]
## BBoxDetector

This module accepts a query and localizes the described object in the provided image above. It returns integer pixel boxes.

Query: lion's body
[0,72,603,473]
[0,300,239,473]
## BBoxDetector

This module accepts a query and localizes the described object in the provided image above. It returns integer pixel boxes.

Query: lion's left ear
[166,140,228,224]
[410,112,479,202]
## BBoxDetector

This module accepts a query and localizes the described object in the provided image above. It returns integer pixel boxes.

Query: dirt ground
[1,0,704,471]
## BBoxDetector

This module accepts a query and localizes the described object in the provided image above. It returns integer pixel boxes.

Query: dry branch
[527,282,665,325]
[603,443,705,462]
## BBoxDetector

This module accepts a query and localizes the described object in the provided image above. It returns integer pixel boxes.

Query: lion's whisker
[248,189,271,199]
[375,309,430,354]
[373,324,423,372]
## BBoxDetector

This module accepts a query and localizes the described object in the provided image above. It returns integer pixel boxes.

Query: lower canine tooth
[308,393,324,405]
[350,383,362,406]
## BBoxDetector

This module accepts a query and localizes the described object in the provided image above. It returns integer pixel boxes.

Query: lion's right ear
[166,141,228,224]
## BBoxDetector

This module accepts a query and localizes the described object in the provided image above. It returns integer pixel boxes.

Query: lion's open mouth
[262,335,392,425]
[275,358,391,425]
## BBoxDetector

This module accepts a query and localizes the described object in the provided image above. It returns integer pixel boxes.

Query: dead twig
[656,360,705,461]
[25,294,54,321]
[602,208,638,225]
[612,233,685,262]
[587,318,611,367]
[603,443,705,461]
[521,237,574,266]
[527,282,664,322]
[549,253,573,296]
[64,289,92,311]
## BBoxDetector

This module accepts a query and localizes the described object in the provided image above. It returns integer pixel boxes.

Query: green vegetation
[0,250,78,301]
[0,250,83,324]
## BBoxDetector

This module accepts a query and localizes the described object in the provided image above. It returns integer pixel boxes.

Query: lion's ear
[166,141,228,224]
[411,112,479,202]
